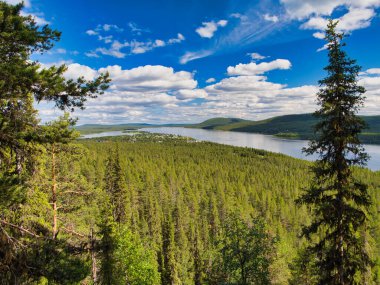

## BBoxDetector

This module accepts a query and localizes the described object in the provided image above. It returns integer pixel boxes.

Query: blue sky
[7,0,380,124]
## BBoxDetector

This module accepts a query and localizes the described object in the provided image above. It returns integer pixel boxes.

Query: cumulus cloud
[280,0,380,20]
[206,78,216,83]
[64,63,99,81]
[203,74,319,120]
[301,7,376,33]
[227,59,292,76]
[37,63,210,124]
[281,0,380,37]
[357,68,380,115]
[37,61,380,125]
[97,65,198,92]
[195,19,228,38]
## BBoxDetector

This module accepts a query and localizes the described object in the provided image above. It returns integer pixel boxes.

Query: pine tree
[104,146,128,225]
[0,2,110,281]
[298,20,371,284]
[98,199,118,285]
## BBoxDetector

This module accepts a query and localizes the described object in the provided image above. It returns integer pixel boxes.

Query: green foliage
[114,227,161,285]
[98,180,160,285]
[210,214,276,285]
[298,20,372,284]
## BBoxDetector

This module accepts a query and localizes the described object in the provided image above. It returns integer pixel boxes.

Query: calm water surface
[82,127,380,171]
[143,127,380,171]
[81,131,137,139]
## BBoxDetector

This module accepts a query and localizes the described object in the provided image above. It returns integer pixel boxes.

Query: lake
[82,127,380,171]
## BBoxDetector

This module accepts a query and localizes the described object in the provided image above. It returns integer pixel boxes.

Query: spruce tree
[104,146,128,225]
[298,20,371,284]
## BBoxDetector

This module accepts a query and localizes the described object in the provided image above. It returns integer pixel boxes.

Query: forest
[2,131,380,284]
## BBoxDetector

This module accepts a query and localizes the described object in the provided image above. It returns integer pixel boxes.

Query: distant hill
[189,114,380,144]
[190,117,249,129]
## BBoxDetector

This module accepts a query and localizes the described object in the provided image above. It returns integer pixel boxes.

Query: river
[82,127,380,171]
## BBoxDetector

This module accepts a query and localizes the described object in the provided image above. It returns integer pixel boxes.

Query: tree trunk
[90,228,98,284]
[51,145,58,239]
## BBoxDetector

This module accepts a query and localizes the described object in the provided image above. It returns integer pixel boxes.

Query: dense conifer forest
[5,132,380,283]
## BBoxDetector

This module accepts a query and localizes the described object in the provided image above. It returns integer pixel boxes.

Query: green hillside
[190,117,249,129]
[190,113,380,144]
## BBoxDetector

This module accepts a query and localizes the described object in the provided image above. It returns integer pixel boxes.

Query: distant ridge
[189,113,380,144]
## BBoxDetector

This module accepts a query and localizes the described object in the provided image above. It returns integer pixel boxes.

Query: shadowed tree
[0,1,110,282]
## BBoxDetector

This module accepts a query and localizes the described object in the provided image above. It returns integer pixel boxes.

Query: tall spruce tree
[298,20,371,284]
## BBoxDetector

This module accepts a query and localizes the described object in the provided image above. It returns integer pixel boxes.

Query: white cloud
[195,19,228,38]
[217,19,228,27]
[101,24,123,32]
[364,68,380,75]
[85,51,100,58]
[128,22,150,35]
[317,43,329,52]
[230,13,248,21]
[87,33,185,58]
[98,35,113,43]
[357,69,380,115]
[4,0,31,7]
[248,52,267,60]
[20,11,49,25]
[313,32,325,39]
[38,64,209,124]
[64,63,98,81]
[203,74,319,120]
[264,14,279,23]
[281,0,380,20]
[38,61,380,125]
[301,7,375,33]
[86,24,123,37]
[95,40,128,58]
[175,89,208,100]
[98,65,198,92]
[168,33,185,44]
[180,50,213,64]
[86,29,98,36]
[227,59,292,76]
[206,78,216,83]
[281,0,380,37]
